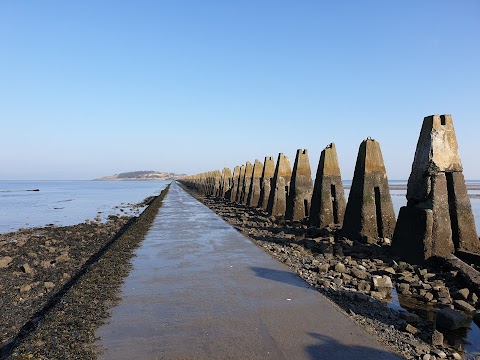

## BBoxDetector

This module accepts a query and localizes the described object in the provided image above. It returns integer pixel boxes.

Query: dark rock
[435,308,471,330]
[473,311,480,327]
[400,311,420,324]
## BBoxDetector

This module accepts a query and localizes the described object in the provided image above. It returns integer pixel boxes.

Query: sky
[0,1,479,180]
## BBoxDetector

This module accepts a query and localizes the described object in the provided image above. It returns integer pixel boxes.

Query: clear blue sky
[1,1,479,180]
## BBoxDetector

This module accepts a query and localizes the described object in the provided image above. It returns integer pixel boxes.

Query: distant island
[95,171,186,181]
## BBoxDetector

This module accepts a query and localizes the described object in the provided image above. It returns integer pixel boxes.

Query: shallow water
[0,180,170,234]
[387,289,480,358]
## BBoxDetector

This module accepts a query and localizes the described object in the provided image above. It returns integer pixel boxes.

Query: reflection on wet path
[96,183,400,360]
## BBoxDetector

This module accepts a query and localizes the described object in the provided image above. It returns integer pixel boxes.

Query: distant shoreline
[94,170,186,181]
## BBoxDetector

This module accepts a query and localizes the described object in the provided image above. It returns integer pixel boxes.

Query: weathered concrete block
[220,168,232,199]
[229,166,241,202]
[235,165,246,203]
[213,170,222,197]
[258,156,275,210]
[239,162,253,205]
[246,159,264,208]
[267,153,292,217]
[310,143,347,229]
[286,149,313,221]
[448,171,480,253]
[392,207,434,264]
[393,115,480,264]
[342,138,396,241]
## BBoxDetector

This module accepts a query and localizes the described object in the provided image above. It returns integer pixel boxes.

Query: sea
[1,179,480,234]
[0,180,171,234]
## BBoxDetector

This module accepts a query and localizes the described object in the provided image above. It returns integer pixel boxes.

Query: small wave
[0,189,40,193]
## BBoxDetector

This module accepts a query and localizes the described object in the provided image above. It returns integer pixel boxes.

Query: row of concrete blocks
[180,115,480,264]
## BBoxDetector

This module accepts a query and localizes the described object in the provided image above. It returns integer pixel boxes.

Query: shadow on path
[250,266,311,289]
[306,333,400,360]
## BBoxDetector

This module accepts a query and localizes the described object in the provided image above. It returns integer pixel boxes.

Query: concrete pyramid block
[240,162,253,205]
[267,153,292,217]
[342,138,396,241]
[393,115,480,263]
[310,143,347,229]
[286,149,313,221]
[229,166,241,202]
[246,159,264,208]
[259,156,275,210]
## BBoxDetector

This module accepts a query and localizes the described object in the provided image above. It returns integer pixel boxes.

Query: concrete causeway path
[96,182,401,360]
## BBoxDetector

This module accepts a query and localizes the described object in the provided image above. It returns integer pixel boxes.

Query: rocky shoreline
[187,190,480,360]
[0,185,170,359]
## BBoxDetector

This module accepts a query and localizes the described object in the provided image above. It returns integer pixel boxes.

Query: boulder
[435,308,471,330]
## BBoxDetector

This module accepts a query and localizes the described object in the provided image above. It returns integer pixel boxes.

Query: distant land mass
[94,171,186,181]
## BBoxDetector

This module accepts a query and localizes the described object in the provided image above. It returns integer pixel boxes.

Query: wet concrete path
[96,183,401,360]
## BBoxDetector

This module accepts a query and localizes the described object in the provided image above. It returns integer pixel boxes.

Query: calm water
[0,180,170,234]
